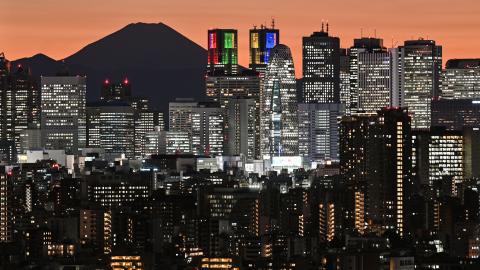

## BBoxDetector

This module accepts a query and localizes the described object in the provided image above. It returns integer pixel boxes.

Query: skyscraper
[191,102,224,156]
[41,75,86,153]
[261,44,298,158]
[165,131,192,155]
[298,103,344,163]
[226,98,257,159]
[132,98,159,158]
[205,71,260,109]
[207,29,238,75]
[0,63,40,158]
[249,25,280,73]
[86,101,135,160]
[392,39,442,129]
[442,59,480,99]
[349,38,391,111]
[340,108,412,236]
[169,99,198,132]
[101,78,132,102]
[339,49,351,114]
[205,70,261,157]
[412,128,464,195]
[302,25,340,103]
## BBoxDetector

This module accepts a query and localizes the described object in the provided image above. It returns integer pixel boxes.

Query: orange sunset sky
[1,0,479,76]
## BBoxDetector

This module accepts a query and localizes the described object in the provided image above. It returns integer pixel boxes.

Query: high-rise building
[298,103,344,163]
[249,25,280,73]
[144,127,163,156]
[205,71,260,110]
[261,44,299,158]
[226,98,257,159]
[302,26,340,103]
[349,38,388,111]
[0,56,40,159]
[87,175,150,207]
[207,29,238,75]
[87,101,135,160]
[442,59,480,99]
[169,99,198,132]
[339,49,351,114]
[205,71,261,157]
[340,108,412,236]
[431,99,480,130]
[349,38,390,111]
[0,173,13,242]
[165,131,192,155]
[154,111,165,131]
[191,102,224,156]
[412,128,464,195]
[86,105,101,148]
[132,99,158,158]
[392,39,442,128]
[101,78,132,102]
[0,53,10,144]
[41,75,86,153]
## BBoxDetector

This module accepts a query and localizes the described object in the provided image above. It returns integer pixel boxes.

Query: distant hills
[11,22,208,112]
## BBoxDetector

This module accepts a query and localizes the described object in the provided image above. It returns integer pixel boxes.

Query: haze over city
[2,0,480,75]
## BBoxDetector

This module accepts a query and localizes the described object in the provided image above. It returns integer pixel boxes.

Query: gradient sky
[1,0,480,76]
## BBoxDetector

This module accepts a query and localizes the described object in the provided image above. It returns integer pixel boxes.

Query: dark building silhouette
[340,108,412,237]
[431,98,480,130]
[101,78,132,102]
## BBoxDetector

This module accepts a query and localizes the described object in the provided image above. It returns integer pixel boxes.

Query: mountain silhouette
[12,22,207,112]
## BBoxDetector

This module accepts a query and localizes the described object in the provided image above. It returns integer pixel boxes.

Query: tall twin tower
[206,26,298,159]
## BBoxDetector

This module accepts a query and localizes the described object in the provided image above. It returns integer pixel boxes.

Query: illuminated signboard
[224,32,235,49]
[209,33,217,49]
[266,32,277,49]
[251,33,259,48]
[271,156,303,167]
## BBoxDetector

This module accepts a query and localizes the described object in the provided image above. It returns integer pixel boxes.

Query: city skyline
[2,2,480,269]
[2,0,480,77]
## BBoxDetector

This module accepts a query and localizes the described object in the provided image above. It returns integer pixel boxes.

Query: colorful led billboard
[224,32,235,49]
[251,33,259,48]
[209,32,217,49]
[266,32,277,49]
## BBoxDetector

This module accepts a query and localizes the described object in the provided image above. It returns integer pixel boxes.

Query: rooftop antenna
[361,28,363,38]
[326,21,329,33]
[374,29,377,38]
[321,20,324,32]
[271,18,275,29]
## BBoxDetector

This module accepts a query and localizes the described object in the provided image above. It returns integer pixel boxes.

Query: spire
[326,21,329,33]
[271,18,275,29]
[321,20,324,32]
